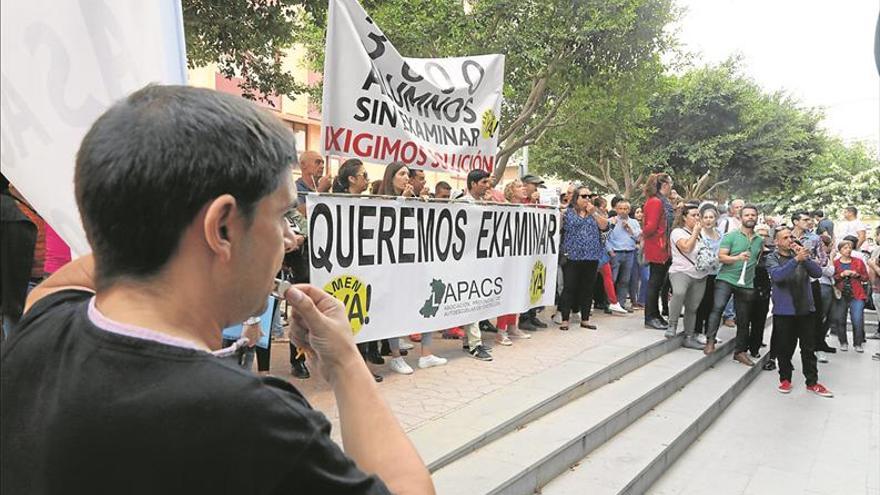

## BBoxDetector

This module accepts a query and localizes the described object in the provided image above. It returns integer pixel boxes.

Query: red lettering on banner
[323,126,494,173]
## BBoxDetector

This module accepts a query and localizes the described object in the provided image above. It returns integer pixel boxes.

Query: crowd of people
[250,156,880,394]
[2,84,879,493]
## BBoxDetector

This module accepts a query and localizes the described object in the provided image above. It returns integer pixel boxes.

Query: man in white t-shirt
[836,206,867,249]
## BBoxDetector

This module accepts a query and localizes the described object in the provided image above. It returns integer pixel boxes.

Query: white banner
[1,1,188,256]
[320,0,505,174]
[307,195,559,342]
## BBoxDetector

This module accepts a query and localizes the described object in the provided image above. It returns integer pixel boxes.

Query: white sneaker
[398,339,414,351]
[495,332,513,346]
[418,354,448,369]
[696,334,708,345]
[608,302,628,315]
[389,356,414,374]
[508,327,532,339]
[551,313,563,324]
[855,345,864,353]
[840,343,849,352]
[816,351,828,363]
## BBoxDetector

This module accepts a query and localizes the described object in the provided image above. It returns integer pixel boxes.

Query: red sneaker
[409,333,422,342]
[807,383,834,398]
[442,327,465,339]
[777,380,792,394]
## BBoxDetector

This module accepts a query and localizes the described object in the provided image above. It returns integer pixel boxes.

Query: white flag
[320,0,505,174]
[1,1,188,256]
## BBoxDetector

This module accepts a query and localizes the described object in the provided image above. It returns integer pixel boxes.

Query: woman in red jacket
[642,173,674,330]
[832,240,869,352]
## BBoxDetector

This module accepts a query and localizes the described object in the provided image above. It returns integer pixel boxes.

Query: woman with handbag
[832,240,870,352]
[666,204,708,349]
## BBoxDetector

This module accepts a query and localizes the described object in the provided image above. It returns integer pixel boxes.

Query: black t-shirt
[1,290,390,495]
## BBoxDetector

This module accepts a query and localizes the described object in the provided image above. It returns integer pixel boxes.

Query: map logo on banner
[307,195,559,343]
[320,0,505,173]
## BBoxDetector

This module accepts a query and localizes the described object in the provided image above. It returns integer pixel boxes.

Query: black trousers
[748,295,771,356]
[560,260,599,322]
[810,281,829,349]
[693,275,716,334]
[645,261,670,321]
[773,314,818,386]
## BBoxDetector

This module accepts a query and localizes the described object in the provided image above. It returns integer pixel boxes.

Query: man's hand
[285,284,361,384]
[241,322,262,347]
[794,246,810,262]
[739,252,751,261]
[316,174,333,193]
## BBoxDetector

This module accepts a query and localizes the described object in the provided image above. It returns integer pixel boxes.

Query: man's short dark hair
[75,85,295,287]
[846,206,858,216]
[741,204,759,215]
[408,168,425,178]
[466,169,490,190]
[435,181,451,191]
[812,209,824,218]
[610,195,624,208]
[790,210,809,223]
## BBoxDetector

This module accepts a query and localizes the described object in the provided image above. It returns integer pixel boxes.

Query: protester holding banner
[558,186,608,331]
[376,161,448,373]
[642,173,674,330]
[486,179,535,346]
[332,158,371,195]
[434,182,452,199]
[518,174,550,331]
[295,150,332,214]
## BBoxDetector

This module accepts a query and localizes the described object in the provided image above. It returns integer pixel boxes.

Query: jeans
[819,284,834,336]
[667,272,707,337]
[722,296,735,321]
[832,296,866,346]
[645,261,670,321]
[706,280,756,353]
[693,275,716,335]
[610,251,635,305]
[774,314,818,386]
[560,260,600,322]
[638,264,650,306]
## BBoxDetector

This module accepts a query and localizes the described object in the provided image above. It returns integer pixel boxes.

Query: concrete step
[411,329,685,472]
[542,352,769,495]
[430,327,737,495]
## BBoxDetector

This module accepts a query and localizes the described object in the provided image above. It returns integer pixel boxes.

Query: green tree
[646,59,824,200]
[758,139,880,218]
[530,59,663,199]
[183,0,323,104]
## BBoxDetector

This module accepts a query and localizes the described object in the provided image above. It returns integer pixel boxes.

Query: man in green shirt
[705,205,764,366]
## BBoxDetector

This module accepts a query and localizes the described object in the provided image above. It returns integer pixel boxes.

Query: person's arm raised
[286,285,434,495]
[24,255,96,313]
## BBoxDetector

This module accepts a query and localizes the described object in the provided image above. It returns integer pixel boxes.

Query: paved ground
[268,307,657,443]
[650,311,880,495]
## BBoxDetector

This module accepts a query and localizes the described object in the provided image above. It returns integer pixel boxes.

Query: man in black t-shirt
[0,86,433,495]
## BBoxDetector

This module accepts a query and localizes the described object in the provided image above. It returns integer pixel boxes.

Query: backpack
[694,236,720,273]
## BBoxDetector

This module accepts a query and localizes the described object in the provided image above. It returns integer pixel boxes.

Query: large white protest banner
[320,0,505,174]
[307,195,559,342]
[1,1,187,256]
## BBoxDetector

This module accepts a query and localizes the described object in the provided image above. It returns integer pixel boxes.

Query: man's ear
[203,194,238,262]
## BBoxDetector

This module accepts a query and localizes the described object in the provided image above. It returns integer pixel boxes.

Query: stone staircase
[410,325,768,494]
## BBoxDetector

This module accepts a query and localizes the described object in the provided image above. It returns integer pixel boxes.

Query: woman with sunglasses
[331,158,370,194]
[558,186,608,331]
